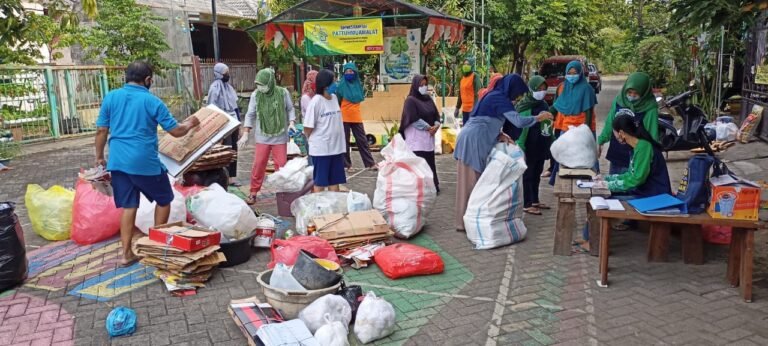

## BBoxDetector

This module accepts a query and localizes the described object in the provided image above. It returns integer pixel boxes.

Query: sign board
[304,18,384,56]
[379,27,421,84]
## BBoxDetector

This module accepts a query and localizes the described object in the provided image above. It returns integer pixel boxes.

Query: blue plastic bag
[106,306,137,337]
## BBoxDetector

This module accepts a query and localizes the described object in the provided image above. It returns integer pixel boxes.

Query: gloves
[237,134,249,150]
[289,121,297,133]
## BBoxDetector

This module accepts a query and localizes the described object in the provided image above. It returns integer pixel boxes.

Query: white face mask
[533,90,547,101]
[418,86,429,95]
[257,85,269,93]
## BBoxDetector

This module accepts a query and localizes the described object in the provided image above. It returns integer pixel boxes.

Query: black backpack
[676,154,729,214]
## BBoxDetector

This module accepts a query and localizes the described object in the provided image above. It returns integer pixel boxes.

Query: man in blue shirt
[95,61,200,266]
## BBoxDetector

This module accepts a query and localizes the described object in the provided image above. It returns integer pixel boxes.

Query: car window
[588,64,597,73]
[539,62,569,78]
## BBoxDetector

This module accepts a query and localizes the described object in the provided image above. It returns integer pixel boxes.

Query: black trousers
[523,156,545,208]
[221,127,239,178]
[343,122,376,168]
[414,151,439,191]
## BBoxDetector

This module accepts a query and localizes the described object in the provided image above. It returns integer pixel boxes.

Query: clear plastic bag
[314,313,350,346]
[267,157,313,193]
[269,263,307,291]
[290,192,348,234]
[346,190,372,213]
[550,124,597,169]
[354,292,396,344]
[25,184,75,241]
[136,180,186,235]
[299,294,352,334]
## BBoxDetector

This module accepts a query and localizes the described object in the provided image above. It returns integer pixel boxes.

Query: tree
[0,0,41,64]
[68,0,172,71]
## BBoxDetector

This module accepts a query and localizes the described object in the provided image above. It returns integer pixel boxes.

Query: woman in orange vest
[336,62,376,171]
[549,60,598,185]
[454,58,483,126]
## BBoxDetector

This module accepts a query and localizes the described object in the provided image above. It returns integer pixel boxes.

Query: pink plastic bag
[268,236,339,269]
[702,225,732,245]
[374,243,444,279]
[71,179,122,245]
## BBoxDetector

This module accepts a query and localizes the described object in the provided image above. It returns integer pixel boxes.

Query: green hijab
[336,62,365,103]
[255,69,287,137]
[616,72,656,113]
[516,75,547,113]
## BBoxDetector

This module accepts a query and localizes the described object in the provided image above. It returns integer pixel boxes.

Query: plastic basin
[257,269,341,319]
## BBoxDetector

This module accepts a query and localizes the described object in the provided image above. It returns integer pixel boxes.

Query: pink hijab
[478,73,503,101]
[302,70,318,97]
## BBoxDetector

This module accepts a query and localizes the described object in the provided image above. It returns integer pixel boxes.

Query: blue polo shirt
[96,84,178,176]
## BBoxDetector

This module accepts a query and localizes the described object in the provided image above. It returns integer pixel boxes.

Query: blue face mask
[344,73,356,82]
[326,83,337,95]
[565,75,580,84]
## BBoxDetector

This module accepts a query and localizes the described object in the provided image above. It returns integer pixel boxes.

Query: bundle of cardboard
[188,144,237,172]
[133,236,226,296]
[313,210,392,251]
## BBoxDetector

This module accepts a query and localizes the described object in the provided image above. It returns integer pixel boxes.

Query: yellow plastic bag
[25,184,75,241]
[441,128,458,154]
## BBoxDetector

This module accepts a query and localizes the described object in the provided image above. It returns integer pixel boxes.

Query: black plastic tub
[291,250,341,290]
[219,233,255,267]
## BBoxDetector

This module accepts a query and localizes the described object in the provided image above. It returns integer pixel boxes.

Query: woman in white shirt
[303,69,347,192]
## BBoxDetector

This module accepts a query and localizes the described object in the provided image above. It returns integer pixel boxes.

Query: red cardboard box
[149,222,221,252]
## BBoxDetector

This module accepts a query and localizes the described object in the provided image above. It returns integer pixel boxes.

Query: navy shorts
[111,171,174,209]
[310,154,347,187]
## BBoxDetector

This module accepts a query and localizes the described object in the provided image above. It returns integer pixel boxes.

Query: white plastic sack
[290,192,349,234]
[354,292,396,344]
[550,124,597,169]
[314,313,350,346]
[288,139,302,156]
[373,134,437,239]
[434,127,443,155]
[270,263,306,291]
[266,156,313,193]
[136,178,186,234]
[186,183,259,240]
[347,190,372,213]
[716,122,739,142]
[464,143,528,250]
[299,294,352,334]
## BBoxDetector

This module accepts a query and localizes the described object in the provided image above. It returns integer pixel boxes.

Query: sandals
[120,257,139,267]
[533,203,551,210]
[571,244,590,254]
[245,195,257,206]
[523,207,542,215]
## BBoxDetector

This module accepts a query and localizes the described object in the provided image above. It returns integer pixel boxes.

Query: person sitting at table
[573,110,672,253]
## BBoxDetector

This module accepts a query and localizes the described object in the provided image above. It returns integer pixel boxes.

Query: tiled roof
[135,0,263,19]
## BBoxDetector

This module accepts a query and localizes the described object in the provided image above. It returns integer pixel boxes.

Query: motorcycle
[657,83,715,155]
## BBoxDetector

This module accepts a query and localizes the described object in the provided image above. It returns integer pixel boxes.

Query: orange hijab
[478,73,503,101]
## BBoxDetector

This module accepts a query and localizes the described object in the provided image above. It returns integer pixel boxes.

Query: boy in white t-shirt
[303,69,347,192]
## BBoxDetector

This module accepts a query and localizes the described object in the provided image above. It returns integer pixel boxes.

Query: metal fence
[0,65,199,143]
[199,63,259,94]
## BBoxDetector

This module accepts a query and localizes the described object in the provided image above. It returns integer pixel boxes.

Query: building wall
[150,7,195,64]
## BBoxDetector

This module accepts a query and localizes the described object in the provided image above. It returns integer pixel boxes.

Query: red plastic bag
[71,179,122,245]
[268,236,340,269]
[374,243,444,279]
[702,225,732,245]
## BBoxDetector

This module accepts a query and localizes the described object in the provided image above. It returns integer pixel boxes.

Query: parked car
[537,55,589,104]
[588,63,602,94]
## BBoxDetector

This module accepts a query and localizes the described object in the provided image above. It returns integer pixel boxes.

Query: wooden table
[553,172,611,256]
[596,202,763,302]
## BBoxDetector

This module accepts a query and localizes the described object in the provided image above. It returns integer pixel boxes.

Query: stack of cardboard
[159,107,231,162]
[133,236,226,296]
[313,210,392,251]
[188,144,236,172]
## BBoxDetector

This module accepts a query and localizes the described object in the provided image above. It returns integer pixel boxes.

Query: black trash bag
[0,202,28,292]
[335,281,363,323]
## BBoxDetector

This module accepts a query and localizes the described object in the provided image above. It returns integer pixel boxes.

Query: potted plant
[0,140,21,165]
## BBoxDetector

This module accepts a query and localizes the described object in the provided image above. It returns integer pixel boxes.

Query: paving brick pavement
[2,78,768,345]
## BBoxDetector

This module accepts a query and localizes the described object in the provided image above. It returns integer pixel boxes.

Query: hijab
[478,73,503,100]
[516,75,547,113]
[553,60,597,115]
[616,72,657,113]
[208,63,238,111]
[302,70,318,98]
[255,68,287,137]
[336,61,365,103]
[470,74,529,118]
[399,75,439,138]
[315,69,336,96]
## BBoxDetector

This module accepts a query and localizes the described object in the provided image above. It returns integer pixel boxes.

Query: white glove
[237,134,249,150]
[289,121,297,133]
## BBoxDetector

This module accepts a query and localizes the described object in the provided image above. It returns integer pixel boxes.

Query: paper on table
[577,180,595,188]
[589,197,625,211]
[159,104,241,178]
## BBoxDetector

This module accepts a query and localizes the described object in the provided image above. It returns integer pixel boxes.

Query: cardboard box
[227,297,285,346]
[313,210,390,240]
[159,107,230,162]
[149,222,221,252]
[708,175,761,221]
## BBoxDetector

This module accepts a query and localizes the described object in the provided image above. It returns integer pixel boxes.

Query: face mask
[344,73,355,82]
[221,75,230,83]
[418,86,429,95]
[326,83,337,95]
[462,65,472,74]
[627,95,640,102]
[257,85,269,93]
[565,75,579,84]
[533,90,547,100]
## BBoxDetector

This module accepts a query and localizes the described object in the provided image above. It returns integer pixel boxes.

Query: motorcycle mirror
[689,80,696,88]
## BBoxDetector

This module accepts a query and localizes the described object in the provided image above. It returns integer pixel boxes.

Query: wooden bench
[596,202,763,302]
[553,171,610,256]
